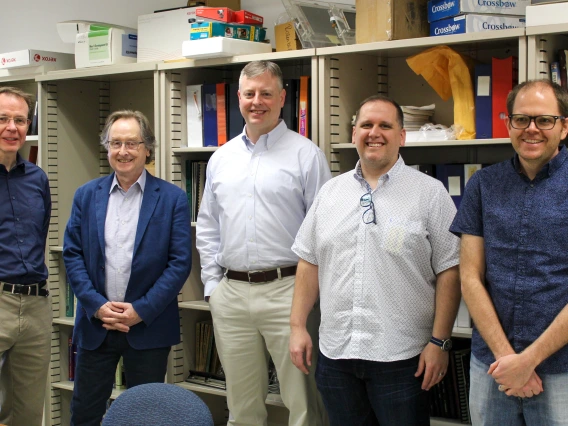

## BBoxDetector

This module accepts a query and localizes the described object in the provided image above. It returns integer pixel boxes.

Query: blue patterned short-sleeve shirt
[450,146,568,373]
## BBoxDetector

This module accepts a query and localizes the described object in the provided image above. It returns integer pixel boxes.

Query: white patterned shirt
[197,120,331,297]
[292,157,460,362]
[104,171,146,302]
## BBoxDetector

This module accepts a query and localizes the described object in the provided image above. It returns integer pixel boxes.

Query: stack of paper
[401,104,435,131]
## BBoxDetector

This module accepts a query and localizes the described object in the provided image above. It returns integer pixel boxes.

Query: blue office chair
[102,383,214,426]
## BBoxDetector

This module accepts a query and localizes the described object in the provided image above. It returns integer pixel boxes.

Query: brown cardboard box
[187,0,241,9]
[275,22,302,52]
[356,0,428,43]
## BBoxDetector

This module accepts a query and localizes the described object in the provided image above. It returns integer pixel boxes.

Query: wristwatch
[430,336,453,351]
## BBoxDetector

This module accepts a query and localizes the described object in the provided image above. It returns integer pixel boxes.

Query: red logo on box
[34,54,41,62]
[1,58,5,65]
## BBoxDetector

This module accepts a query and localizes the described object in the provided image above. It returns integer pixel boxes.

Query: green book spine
[65,281,74,317]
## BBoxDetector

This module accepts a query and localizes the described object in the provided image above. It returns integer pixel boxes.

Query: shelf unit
[26,26,542,426]
[37,62,160,426]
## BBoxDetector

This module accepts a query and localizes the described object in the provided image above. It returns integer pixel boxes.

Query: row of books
[185,77,310,148]
[474,57,518,139]
[429,344,471,423]
[409,163,483,209]
[194,320,224,379]
[185,160,207,222]
[552,49,568,89]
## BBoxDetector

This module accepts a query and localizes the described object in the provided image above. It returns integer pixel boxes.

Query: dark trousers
[315,351,429,426]
[70,330,170,426]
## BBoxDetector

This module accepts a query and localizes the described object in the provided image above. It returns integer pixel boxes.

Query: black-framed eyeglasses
[508,114,565,130]
[0,115,30,127]
[108,140,145,151]
[360,192,376,225]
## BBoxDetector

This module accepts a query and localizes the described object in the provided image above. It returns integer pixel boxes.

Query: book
[551,61,561,86]
[65,281,74,317]
[491,56,517,138]
[464,164,482,187]
[68,337,76,381]
[27,100,38,136]
[474,64,492,139]
[227,82,243,140]
[216,83,228,146]
[202,83,218,147]
[186,84,203,147]
[298,76,309,137]
[28,145,38,165]
[559,49,568,89]
[282,78,299,131]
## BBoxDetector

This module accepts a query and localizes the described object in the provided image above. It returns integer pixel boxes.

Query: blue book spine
[202,84,218,147]
[475,64,492,139]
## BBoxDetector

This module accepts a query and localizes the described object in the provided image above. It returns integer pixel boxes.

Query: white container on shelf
[182,37,272,59]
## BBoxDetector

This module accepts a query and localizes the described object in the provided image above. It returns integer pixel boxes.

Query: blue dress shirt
[0,154,50,284]
[450,146,568,373]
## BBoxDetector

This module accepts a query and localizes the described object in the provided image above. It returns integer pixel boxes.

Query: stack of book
[185,160,207,222]
[185,320,225,390]
[401,104,435,131]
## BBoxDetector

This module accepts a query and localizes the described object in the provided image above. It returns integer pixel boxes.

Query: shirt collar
[241,120,287,152]
[512,144,568,178]
[353,155,405,190]
[110,169,147,194]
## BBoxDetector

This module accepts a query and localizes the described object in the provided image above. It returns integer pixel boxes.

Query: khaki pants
[209,275,326,426]
[0,290,52,426]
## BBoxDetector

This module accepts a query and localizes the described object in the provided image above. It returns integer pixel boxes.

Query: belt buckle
[11,284,23,295]
[247,270,263,283]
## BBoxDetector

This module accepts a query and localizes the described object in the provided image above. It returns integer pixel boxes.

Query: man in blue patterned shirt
[451,79,568,425]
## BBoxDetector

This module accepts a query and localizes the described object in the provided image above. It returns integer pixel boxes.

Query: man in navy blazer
[63,110,191,426]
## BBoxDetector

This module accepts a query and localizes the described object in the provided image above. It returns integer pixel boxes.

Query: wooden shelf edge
[179,300,210,311]
[53,317,75,326]
[52,381,124,400]
[176,382,285,407]
[332,139,510,149]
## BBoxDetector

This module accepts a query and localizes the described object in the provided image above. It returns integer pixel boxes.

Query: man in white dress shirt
[289,94,461,425]
[196,60,330,426]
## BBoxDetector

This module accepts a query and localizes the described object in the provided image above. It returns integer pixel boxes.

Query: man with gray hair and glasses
[0,87,51,426]
[197,60,330,425]
[64,110,192,425]
[290,94,460,425]
[451,79,568,425]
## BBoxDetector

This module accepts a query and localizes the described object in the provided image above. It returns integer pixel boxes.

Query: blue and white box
[428,0,530,22]
[430,14,525,36]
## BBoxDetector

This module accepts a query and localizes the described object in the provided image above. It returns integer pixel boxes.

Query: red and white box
[0,49,74,70]
[196,7,235,23]
[233,10,263,26]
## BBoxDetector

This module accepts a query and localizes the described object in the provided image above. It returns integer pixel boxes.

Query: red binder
[491,57,517,138]
[216,83,228,146]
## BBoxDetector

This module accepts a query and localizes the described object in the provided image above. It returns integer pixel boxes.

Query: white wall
[0,0,354,54]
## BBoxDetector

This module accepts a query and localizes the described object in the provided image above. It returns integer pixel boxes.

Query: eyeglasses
[108,141,145,151]
[0,116,30,127]
[508,114,565,130]
[360,192,376,225]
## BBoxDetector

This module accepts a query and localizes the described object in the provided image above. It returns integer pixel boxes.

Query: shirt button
[119,244,123,248]
[530,184,534,188]
[12,196,15,200]
[252,260,256,264]
[248,194,252,198]
[249,215,252,220]
[19,239,23,243]
[16,218,20,221]
[118,269,121,273]
[249,238,253,242]
[121,221,126,225]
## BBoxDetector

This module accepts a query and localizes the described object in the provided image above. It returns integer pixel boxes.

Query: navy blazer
[63,172,192,350]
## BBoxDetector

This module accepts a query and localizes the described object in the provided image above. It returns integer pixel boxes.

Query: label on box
[190,22,266,42]
[88,27,111,61]
[428,0,530,22]
[122,34,138,58]
[430,14,525,36]
[233,10,263,25]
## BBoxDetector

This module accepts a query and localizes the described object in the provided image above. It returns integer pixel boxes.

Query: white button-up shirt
[104,171,145,302]
[292,158,460,361]
[197,120,331,297]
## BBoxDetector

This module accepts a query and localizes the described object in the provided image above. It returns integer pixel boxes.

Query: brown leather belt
[226,266,297,283]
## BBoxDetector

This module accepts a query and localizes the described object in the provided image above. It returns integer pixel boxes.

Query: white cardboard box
[430,14,525,36]
[182,37,272,59]
[75,26,137,68]
[526,2,568,26]
[0,49,74,70]
[137,7,201,63]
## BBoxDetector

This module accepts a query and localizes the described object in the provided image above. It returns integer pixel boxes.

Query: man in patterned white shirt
[289,94,461,425]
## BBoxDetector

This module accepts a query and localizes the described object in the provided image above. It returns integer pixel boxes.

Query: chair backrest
[102,383,214,426]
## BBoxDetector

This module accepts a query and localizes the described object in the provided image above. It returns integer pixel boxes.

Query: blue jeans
[71,330,170,426]
[315,351,429,426]
[470,353,568,426]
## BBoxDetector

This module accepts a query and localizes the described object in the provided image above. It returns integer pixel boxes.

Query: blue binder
[474,64,492,139]
[202,83,218,147]
[435,164,464,209]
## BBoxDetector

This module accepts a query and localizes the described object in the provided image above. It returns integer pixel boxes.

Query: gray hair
[0,86,34,118]
[239,60,283,91]
[100,110,156,164]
